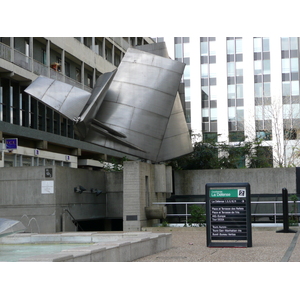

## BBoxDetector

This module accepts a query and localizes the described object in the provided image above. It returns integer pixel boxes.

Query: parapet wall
[174,167,299,195]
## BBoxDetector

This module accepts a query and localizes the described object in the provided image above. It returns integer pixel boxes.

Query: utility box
[206,183,252,248]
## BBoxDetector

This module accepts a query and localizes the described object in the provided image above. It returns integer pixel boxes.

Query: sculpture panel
[25,42,193,162]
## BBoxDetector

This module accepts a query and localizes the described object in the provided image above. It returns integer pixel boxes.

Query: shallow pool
[0,244,93,262]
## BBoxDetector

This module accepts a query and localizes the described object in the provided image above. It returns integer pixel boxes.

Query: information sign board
[206,183,252,247]
[5,138,18,150]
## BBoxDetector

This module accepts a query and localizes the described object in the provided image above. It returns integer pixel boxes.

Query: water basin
[0,243,93,262]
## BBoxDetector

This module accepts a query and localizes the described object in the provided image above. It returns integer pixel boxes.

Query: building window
[226,38,244,137]
[76,68,81,82]
[201,37,217,135]
[254,38,272,139]
[42,49,46,65]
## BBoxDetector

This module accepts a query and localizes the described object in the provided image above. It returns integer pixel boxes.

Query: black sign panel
[45,168,53,178]
[206,183,252,247]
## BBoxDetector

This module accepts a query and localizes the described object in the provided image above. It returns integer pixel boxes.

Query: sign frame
[5,138,18,150]
[206,182,252,248]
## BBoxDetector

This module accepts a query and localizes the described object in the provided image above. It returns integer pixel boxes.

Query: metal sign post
[276,188,296,233]
[206,183,252,248]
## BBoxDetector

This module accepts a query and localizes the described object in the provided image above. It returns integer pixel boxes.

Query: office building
[0,37,154,168]
[155,37,300,167]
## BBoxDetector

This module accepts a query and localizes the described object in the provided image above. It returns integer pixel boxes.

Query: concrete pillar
[61,49,65,78]
[29,37,33,72]
[46,39,50,77]
[102,38,106,60]
[10,37,14,62]
[155,164,166,192]
[81,61,84,88]
[123,161,169,231]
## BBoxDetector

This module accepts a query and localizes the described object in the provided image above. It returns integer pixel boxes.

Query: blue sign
[5,138,18,150]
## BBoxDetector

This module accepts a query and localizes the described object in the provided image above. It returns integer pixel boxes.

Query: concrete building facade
[0,37,153,169]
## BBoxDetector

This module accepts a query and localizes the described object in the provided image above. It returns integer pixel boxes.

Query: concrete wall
[0,166,108,233]
[0,161,171,233]
[105,171,123,218]
[174,167,299,195]
[123,161,170,231]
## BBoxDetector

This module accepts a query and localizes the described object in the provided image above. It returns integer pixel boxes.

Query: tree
[167,133,273,170]
[255,100,300,167]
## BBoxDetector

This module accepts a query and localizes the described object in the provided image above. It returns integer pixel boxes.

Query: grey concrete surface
[135,226,300,262]
[0,231,171,262]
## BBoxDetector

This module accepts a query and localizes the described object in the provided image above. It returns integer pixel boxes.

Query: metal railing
[0,42,11,61]
[0,42,92,92]
[152,200,300,225]
[63,209,84,231]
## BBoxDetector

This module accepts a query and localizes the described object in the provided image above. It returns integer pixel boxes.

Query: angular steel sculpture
[25,42,193,162]
[0,218,26,237]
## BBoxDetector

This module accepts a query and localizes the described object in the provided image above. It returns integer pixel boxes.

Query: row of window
[198,37,300,142]
[4,153,71,168]
[0,78,74,138]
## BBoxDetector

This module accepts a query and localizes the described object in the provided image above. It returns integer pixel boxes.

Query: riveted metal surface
[25,42,193,162]
[87,46,187,161]
[25,76,91,120]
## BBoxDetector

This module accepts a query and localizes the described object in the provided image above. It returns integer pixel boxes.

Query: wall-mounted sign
[206,183,252,248]
[45,168,53,178]
[5,138,18,150]
[41,180,54,194]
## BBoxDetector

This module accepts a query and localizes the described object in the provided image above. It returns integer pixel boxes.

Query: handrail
[0,42,92,92]
[63,209,84,231]
[152,201,300,225]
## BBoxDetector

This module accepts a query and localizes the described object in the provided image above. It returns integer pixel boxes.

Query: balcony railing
[0,42,92,93]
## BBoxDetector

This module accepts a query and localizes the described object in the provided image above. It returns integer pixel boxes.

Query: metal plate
[25,76,91,120]
[25,42,193,163]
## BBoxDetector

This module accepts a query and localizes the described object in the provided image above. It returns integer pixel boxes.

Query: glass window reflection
[254,37,262,52]
[281,37,289,50]
[282,58,290,73]
[236,39,243,54]
[263,38,270,52]
[291,80,299,96]
[227,62,235,76]
[290,37,298,50]
[291,57,299,72]
[227,40,235,54]
[201,64,208,78]
[236,62,243,76]
[209,41,216,55]
[263,60,270,74]
[201,42,208,56]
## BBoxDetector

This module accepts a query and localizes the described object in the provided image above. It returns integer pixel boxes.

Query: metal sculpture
[25,42,193,162]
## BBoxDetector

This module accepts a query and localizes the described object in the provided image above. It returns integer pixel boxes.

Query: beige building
[0,37,154,168]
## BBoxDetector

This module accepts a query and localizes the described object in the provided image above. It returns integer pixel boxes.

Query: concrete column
[81,61,84,88]
[29,37,33,72]
[46,39,50,77]
[102,38,106,60]
[93,68,96,88]
[91,37,95,52]
[10,37,14,62]
[61,49,65,80]
[123,161,168,231]
[123,161,143,231]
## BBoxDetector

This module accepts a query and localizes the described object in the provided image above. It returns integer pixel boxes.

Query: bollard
[277,188,296,233]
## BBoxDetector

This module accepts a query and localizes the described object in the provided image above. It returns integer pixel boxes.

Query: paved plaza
[134,226,300,262]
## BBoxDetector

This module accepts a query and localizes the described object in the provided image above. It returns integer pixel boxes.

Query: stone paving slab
[134,226,300,262]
